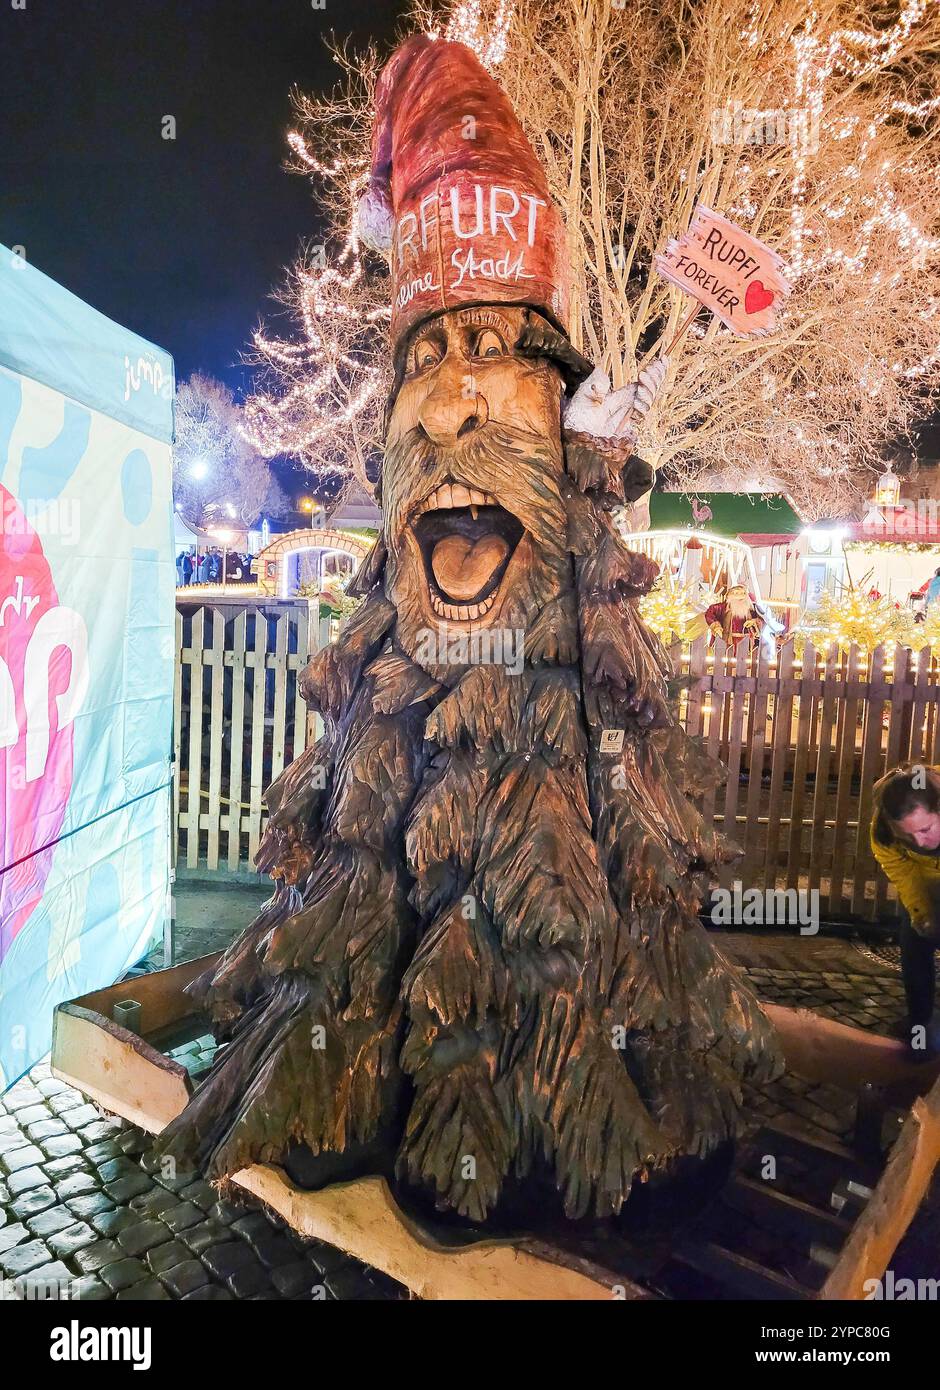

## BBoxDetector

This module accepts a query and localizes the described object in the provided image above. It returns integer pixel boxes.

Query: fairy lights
[637,570,709,642]
[793,576,917,655]
[437,0,514,68]
[727,0,940,407]
[243,143,389,469]
[247,0,940,503]
[788,1,940,310]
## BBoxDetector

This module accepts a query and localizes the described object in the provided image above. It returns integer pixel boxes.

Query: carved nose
[417,369,488,448]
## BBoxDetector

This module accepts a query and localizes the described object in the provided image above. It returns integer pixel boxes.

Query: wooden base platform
[50,954,940,1301]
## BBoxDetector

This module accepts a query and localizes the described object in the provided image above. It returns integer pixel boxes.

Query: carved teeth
[414,484,498,517]
[429,588,498,621]
[417,483,506,621]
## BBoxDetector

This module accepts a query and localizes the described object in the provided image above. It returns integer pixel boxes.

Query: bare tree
[242,46,391,495]
[173,373,272,533]
[248,0,940,519]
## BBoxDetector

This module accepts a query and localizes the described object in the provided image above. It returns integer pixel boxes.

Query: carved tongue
[431,533,509,602]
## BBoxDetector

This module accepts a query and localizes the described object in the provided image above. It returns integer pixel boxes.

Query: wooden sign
[655,204,791,338]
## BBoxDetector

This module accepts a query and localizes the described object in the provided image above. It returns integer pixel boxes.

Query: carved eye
[411,337,443,373]
[472,329,506,359]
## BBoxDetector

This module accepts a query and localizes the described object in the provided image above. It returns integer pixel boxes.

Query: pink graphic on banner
[0,483,75,962]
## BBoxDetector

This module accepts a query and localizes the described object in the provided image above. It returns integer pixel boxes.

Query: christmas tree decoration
[913,602,940,652]
[638,570,707,644]
[156,34,781,1232]
[793,572,916,655]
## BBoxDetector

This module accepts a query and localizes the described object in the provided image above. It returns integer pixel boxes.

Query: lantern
[874,465,901,508]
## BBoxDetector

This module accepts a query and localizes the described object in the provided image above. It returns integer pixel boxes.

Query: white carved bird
[563,357,669,440]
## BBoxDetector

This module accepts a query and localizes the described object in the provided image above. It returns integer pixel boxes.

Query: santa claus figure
[705,583,764,646]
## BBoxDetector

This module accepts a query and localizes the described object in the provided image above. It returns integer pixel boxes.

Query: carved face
[383,307,570,670]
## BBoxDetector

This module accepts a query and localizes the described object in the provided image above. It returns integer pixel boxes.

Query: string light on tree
[426,0,514,67]
[250,0,940,518]
[792,571,930,656]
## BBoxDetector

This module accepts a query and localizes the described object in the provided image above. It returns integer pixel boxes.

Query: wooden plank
[721,641,749,853]
[227,611,248,872]
[51,1006,194,1133]
[701,639,725,831]
[303,603,321,748]
[753,1123,880,1189]
[248,610,269,865]
[929,650,940,764]
[673,1240,811,1300]
[723,1175,853,1247]
[270,612,289,786]
[763,640,794,892]
[205,609,226,872]
[185,608,205,869]
[808,645,839,898]
[908,644,932,770]
[684,635,707,741]
[763,1003,940,1092]
[292,605,309,764]
[828,645,860,917]
[852,646,885,919]
[785,641,817,892]
[742,641,772,889]
[821,1072,940,1299]
[876,646,909,918]
[235,1166,640,1301]
[69,952,222,1035]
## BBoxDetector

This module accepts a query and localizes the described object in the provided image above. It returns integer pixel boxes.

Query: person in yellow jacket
[870,764,940,1053]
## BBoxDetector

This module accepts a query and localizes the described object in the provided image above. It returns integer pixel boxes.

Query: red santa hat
[358,35,571,356]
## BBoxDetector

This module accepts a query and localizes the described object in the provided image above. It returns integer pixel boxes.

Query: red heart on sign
[745,280,775,314]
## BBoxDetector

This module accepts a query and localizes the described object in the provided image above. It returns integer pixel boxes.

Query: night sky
[0,0,408,400]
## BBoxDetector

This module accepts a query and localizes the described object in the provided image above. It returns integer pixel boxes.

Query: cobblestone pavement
[0,1060,406,1302]
[717,929,929,1145]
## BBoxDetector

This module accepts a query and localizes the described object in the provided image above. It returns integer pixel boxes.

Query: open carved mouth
[411,482,525,621]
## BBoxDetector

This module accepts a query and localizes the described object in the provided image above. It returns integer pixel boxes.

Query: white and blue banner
[0,245,175,1087]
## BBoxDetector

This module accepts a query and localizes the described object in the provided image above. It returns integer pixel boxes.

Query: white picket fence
[173,602,327,873]
[175,605,926,918]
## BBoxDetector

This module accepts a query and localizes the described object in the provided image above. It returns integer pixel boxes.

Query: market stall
[0,245,175,1086]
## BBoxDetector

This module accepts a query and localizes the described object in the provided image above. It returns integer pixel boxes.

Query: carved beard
[382,422,570,684]
[155,428,782,1228]
[727,593,751,620]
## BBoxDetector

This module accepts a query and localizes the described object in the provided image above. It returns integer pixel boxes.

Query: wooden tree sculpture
[158,36,782,1229]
